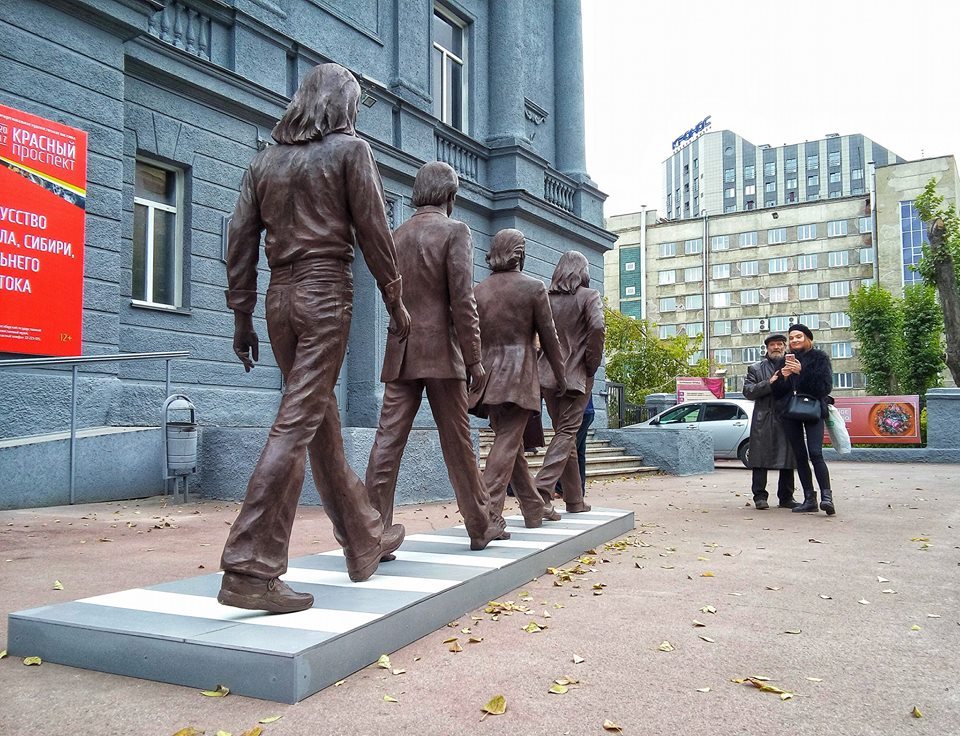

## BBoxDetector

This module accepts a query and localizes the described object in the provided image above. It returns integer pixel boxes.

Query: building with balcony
[0,0,612,507]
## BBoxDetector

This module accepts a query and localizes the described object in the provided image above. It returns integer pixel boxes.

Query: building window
[829,171,842,184]
[769,257,789,274]
[830,311,851,328]
[770,316,791,331]
[834,372,853,389]
[725,205,736,213]
[742,346,762,363]
[624,261,636,271]
[133,160,183,307]
[858,216,871,234]
[768,227,787,244]
[785,157,797,173]
[807,174,820,187]
[724,168,735,183]
[799,283,819,300]
[900,201,928,286]
[764,161,776,177]
[800,313,820,326]
[807,154,819,170]
[713,292,731,308]
[659,324,677,339]
[711,235,730,251]
[740,289,760,305]
[712,263,731,279]
[740,260,759,277]
[764,181,776,193]
[714,348,733,365]
[659,297,677,312]
[828,151,841,167]
[798,254,818,270]
[831,342,853,358]
[724,187,736,199]
[685,266,703,282]
[797,224,817,240]
[739,231,758,248]
[859,247,875,264]
[827,220,848,237]
[624,286,636,296]
[685,322,704,337]
[769,286,789,303]
[852,187,865,195]
[713,320,732,336]
[684,238,703,255]
[659,242,677,258]
[433,6,468,131]
[828,250,849,267]
[786,177,798,189]
[765,200,776,207]
[829,280,850,298]
[744,184,756,196]
[686,294,703,310]
[852,168,864,180]
[743,165,755,179]
[659,269,676,285]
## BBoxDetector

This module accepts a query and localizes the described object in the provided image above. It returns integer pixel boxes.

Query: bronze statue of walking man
[218,63,411,613]
[366,161,506,551]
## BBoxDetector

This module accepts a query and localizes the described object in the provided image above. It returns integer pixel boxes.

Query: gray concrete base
[0,427,165,510]
[595,426,714,475]
[7,508,634,703]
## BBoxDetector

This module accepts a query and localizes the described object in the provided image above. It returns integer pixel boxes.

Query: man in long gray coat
[743,333,797,509]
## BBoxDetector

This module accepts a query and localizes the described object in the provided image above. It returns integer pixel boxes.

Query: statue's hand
[555,377,568,397]
[467,361,485,390]
[233,312,259,372]
[387,299,411,342]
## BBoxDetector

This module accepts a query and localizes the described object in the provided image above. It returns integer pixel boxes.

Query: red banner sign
[0,104,87,356]
[677,376,725,403]
[825,395,921,445]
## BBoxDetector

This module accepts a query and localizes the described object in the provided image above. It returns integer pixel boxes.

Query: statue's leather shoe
[347,524,405,582]
[471,522,510,551]
[217,572,314,613]
[566,502,592,513]
[542,506,561,522]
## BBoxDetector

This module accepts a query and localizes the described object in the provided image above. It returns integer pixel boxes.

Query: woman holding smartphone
[771,324,836,515]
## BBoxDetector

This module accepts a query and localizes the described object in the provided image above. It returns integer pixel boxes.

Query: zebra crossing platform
[7,508,634,703]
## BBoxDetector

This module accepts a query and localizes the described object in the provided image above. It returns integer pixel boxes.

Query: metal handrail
[1,351,191,504]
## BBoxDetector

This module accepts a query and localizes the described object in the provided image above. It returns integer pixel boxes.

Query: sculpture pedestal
[8,508,633,703]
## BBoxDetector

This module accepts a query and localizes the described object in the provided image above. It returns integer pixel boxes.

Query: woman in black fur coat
[770,324,836,515]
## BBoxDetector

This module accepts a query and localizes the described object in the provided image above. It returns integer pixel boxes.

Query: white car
[629,399,754,466]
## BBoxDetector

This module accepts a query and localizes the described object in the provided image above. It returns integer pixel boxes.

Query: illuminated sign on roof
[672,115,712,152]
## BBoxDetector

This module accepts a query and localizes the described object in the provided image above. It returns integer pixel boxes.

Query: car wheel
[737,440,750,467]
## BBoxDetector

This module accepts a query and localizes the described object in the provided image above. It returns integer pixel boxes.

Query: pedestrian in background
[772,324,836,515]
[742,334,797,510]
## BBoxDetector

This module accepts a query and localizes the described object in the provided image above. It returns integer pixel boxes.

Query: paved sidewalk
[1,462,958,735]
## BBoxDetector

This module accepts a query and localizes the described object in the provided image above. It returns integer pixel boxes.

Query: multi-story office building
[0,0,611,507]
[607,154,959,396]
[663,129,903,221]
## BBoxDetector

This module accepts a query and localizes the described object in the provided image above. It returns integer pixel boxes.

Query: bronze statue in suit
[471,229,567,527]
[218,64,411,613]
[535,251,605,512]
[366,162,506,552]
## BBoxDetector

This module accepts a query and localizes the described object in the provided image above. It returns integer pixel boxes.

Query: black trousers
[780,416,832,494]
[751,468,795,503]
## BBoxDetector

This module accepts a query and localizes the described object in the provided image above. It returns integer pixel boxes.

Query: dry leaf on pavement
[383,694,399,703]
[22,657,41,666]
[912,706,923,718]
[258,716,282,724]
[377,654,391,669]
[658,641,675,652]
[481,694,506,720]
[602,719,623,733]
[200,684,230,697]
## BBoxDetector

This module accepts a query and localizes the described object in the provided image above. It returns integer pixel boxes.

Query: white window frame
[713,320,732,336]
[827,220,848,237]
[739,231,758,248]
[712,263,731,279]
[433,4,469,132]
[829,280,850,298]
[684,266,703,282]
[624,286,636,296]
[859,247,875,264]
[658,269,676,285]
[768,228,786,244]
[799,283,819,301]
[830,311,851,328]
[133,159,184,308]
[798,254,818,271]
[659,297,677,312]
[684,238,703,255]
[797,224,817,241]
[740,260,759,277]
[740,289,760,305]
[828,250,849,267]
[685,294,703,310]
[834,372,853,389]
[659,242,677,258]
[711,235,730,251]
[768,257,788,274]
[831,342,853,358]
[714,348,733,365]
[769,286,789,303]
[624,261,636,271]
[712,292,732,308]
[742,346,761,363]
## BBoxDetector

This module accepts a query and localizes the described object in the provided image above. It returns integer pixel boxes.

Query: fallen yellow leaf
[172,729,203,736]
[442,637,458,644]
[696,687,711,693]
[384,694,399,703]
[377,654,391,669]
[700,605,717,614]
[334,679,345,687]
[468,636,483,643]
[0,650,6,659]
[522,622,543,633]
[216,730,232,736]
[22,656,41,666]
[53,580,63,591]
[658,641,675,652]
[481,694,506,718]
[200,684,230,697]
[701,571,715,578]
[449,641,463,653]
[692,620,706,627]
[784,629,802,635]
[572,654,585,664]
[912,706,923,718]
[911,625,922,631]
[910,537,929,542]
[238,728,261,736]
[602,719,623,733]
[732,677,793,698]
[548,683,568,694]
[258,716,282,724]
[806,677,823,682]
[392,668,406,675]
[699,635,715,643]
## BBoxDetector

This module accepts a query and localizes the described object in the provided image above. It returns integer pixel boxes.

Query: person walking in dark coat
[743,334,797,510]
[771,324,836,515]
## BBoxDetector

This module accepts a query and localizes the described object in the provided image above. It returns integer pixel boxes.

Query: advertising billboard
[676,376,725,403]
[0,103,87,356]
[826,395,921,445]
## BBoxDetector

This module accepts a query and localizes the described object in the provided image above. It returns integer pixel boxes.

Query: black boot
[778,490,799,509]
[819,489,836,516]
[792,489,819,513]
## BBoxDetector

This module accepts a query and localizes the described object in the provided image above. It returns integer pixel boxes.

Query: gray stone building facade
[0,0,613,508]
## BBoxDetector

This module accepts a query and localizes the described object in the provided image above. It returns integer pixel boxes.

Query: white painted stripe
[78,588,381,633]
[407,533,552,550]
[318,548,508,567]
[281,567,461,593]
[498,527,580,537]
[502,515,598,526]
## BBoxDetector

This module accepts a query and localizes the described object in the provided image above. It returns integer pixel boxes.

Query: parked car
[627,399,754,466]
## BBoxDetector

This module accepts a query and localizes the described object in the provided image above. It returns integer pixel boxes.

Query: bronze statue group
[216,64,604,614]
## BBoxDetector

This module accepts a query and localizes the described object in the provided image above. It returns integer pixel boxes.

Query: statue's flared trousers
[366,378,496,537]
[484,404,554,524]
[220,260,382,580]
[536,381,592,504]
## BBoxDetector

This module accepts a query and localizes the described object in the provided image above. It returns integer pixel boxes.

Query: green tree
[848,283,901,394]
[914,179,960,385]
[897,283,945,397]
[603,306,708,405]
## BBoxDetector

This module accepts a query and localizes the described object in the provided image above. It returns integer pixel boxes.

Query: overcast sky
[582,0,960,218]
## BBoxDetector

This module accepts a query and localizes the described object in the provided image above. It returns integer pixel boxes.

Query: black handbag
[784,391,821,423]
